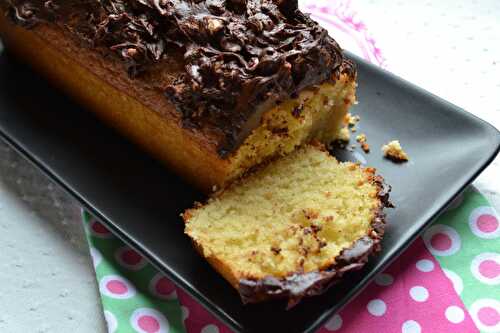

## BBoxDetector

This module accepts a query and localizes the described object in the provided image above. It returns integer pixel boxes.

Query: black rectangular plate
[0,46,499,333]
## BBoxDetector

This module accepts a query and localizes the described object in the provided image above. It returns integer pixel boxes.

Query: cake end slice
[183,145,392,307]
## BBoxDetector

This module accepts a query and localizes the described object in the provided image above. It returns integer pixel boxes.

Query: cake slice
[183,144,392,306]
[0,1,356,192]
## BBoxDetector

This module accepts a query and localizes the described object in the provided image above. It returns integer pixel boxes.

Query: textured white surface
[0,1,498,332]
[352,0,500,210]
[0,146,106,332]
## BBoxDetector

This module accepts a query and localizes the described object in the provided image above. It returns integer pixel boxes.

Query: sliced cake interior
[228,76,356,181]
[183,144,391,306]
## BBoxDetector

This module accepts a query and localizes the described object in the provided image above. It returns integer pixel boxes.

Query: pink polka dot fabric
[317,239,476,332]
[177,288,232,333]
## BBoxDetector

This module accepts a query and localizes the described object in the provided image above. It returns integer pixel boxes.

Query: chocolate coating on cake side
[239,175,392,308]
[4,0,355,156]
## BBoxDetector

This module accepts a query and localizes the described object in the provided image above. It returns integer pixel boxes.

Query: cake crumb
[264,192,273,200]
[382,140,409,162]
[338,126,351,142]
[356,134,370,153]
[337,114,362,147]
[345,113,360,126]
[344,113,360,133]
[344,113,352,125]
[356,133,367,143]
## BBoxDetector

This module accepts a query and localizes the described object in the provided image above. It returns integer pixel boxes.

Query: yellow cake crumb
[344,113,352,125]
[345,113,360,126]
[382,140,409,161]
[356,133,367,143]
[344,113,360,134]
[184,145,383,280]
[230,78,356,181]
[338,126,351,142]
[356,134,369,153]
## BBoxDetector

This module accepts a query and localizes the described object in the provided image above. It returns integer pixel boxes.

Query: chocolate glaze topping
[239,175,393,308]
[4,0,355,156]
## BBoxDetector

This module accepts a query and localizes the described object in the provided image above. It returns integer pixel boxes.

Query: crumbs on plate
[382,140,409,162]
[356,133,370,153]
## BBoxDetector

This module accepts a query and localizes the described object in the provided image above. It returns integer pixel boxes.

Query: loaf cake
[183,144,391,306]
[0,0,356,192]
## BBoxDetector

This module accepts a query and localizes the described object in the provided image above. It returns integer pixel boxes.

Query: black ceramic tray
[0,45,499,333]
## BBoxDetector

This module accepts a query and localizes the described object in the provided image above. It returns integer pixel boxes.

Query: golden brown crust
[0,17,231,191]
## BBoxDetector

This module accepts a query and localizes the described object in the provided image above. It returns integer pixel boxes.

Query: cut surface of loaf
[0,1,356,192]
[183,145,391,306]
